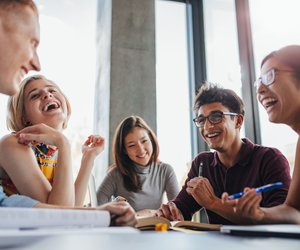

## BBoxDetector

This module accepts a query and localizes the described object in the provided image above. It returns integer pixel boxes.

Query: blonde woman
[0,75,104,206]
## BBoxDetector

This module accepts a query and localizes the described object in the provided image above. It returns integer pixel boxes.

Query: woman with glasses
[157,82,291,225]
[223,45,300,224]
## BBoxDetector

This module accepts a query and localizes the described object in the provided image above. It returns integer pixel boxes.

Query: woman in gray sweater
[97,115,179,213]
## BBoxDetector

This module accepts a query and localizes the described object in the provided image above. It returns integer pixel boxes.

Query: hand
[16,123,68,148]
[222,187,264,223]
[156,202,184,221]
[186,177,217,209]
[81,135,105,158]
[112,196,127,202]
[98,201,137,227]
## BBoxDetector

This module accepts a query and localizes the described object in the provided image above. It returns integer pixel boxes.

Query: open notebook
[221,224,300,238]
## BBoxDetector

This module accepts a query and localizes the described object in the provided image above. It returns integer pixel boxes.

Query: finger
[246,193,262,216]
[186,187,192,195]
[114,196,127,202]
[169,202,182,221]
[156,208,163,217]
[159,204,172,219]
[17,133,45,144]
[236,189,257,214]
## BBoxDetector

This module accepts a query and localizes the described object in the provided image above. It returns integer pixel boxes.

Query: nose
[202,118,214,130]
[136,142,144,154]
[29,51,41,72]
[42,91,53,99]
[256,81,267,94]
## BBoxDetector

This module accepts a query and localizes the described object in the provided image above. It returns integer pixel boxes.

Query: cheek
[126,149,135,159]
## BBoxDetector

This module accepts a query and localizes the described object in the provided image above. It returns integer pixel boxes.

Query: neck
[217,139,243,168]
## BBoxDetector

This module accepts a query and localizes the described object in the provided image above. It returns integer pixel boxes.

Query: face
[124,127,153,167]
[257,57,300,127]
[23,79,68,130]
[197,102,242,152]
[0,7,41,96]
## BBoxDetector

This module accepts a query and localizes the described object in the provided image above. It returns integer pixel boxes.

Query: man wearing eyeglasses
[157,82,291,225]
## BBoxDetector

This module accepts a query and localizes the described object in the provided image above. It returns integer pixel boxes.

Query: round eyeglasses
[193,111,239,128]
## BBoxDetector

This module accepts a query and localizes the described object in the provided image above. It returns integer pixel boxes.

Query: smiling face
[257,57,300,129]
[0,6,41,96]
[22,78,69,130]
[124,127,153,167]
[198,102,242,152]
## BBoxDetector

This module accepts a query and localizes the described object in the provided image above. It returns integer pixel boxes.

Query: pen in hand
[227,182,283,200]
[198,162,203,177]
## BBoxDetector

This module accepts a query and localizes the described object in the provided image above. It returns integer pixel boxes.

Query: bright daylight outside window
[0,1,97,195]
[249,0,300,174]
[36,0,97,181]
[155,0,192,184]
[203,0,245,137]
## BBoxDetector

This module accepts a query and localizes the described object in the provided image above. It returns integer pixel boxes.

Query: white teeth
[262,97,277,108]
[207,133,219,138]
[43,102,59,111]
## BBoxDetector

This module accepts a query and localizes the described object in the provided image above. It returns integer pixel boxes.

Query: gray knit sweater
[96,162,179,211]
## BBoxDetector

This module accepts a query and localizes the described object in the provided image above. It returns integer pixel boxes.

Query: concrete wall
[94,0,156,186]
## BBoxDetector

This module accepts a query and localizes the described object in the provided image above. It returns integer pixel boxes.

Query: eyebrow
[198,110,223,116]
[27,84,56,96]
[126,136,147,145]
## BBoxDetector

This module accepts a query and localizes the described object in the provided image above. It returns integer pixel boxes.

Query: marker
[198,162,203,177]
[227,182,283,200]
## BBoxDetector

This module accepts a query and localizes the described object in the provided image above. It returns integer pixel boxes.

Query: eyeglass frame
[193,110,239,128]
[254,68,295,89]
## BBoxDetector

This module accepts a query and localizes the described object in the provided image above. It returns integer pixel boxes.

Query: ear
[22,116,31,126]
[235,115,244,129]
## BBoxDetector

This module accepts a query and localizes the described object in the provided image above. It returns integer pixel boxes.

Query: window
[35,0,97,175]
[203,0,245,137]
[155,0,192,183]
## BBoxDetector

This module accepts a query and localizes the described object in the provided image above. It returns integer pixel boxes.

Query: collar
[211,138,254,168]
[134,162,154,174]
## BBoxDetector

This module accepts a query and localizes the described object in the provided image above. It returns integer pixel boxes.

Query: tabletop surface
[2,229,300,250]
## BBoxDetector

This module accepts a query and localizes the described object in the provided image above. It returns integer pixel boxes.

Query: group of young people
[1,0,300,227]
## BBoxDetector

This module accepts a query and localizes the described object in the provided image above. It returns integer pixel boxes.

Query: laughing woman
[223,45,300,224]
[0,75,104,206]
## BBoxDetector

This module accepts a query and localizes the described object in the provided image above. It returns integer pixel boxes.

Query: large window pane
[249,0,300,174]
[203,0,244,137]
[156,0,192,183]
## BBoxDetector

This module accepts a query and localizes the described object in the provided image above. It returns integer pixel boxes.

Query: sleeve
[96,170,118,205]
[0,187,39,208]
[163,163,180,201]
[259,148,292,207]
[172,157,202,220]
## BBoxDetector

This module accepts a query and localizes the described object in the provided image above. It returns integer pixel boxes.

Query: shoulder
[253,143,286,158]
[106,166,122,178]
[156,161,175,172]
[192,151,214,165]
[0,134,27,152]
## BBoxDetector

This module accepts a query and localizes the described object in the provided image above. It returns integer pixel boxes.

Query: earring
[24,121,32,126]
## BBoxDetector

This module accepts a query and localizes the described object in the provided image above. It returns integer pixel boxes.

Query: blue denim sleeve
[0,187,39,208]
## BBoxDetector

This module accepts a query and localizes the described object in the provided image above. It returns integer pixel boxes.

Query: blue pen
[227,182,283,200]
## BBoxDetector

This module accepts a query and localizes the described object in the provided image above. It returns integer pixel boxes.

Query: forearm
[259,204,300,224]
[49,139,75,206]
[74,154,96,206]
